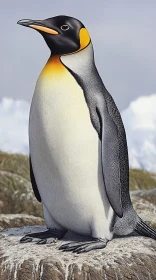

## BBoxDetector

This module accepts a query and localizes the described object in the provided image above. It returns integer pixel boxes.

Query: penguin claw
[73,245,87,253]
[59,242,91,252]
[20,236,33,243]
[59,239,108,253]
[20,229,66,245]
[37,239,47,244]
[41,237,58,244]
[59,242,75,250]
[20,236,58,245]
[62,246,78,252]
[75,248,86,254]
[59,240,93,250]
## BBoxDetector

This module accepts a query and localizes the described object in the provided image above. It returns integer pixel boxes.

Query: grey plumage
[61,43,130,219]
[61,42,156,238]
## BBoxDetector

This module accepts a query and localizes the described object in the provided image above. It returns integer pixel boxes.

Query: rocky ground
[0,151,156,279]
[0,226,156,280]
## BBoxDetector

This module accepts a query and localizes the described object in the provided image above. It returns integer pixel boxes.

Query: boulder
[131,188,156,205]
[0,214,44,232]
[131,189,156,229]
[0,226,156,280]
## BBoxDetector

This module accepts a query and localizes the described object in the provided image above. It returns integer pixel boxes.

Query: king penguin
[17,15,156,253]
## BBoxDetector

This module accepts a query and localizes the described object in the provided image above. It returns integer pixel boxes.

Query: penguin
[17,15,156,253]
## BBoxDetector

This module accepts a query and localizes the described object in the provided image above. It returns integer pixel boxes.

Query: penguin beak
[17,19,58,35]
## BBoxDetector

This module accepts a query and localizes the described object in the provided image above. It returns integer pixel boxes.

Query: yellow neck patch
[40,56,65,78]
[79,28,90,51]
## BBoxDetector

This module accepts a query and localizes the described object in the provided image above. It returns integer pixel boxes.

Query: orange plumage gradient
[40,56,66,79]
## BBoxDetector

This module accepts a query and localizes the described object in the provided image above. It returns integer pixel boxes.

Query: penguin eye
[60,24,70,31]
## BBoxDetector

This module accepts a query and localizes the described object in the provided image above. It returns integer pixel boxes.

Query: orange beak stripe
[29,25,58,35]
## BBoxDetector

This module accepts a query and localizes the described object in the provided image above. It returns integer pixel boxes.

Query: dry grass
[130,169,156,190]
[0,151,30,181]
[0,151,42,216]
[0,151,155,216]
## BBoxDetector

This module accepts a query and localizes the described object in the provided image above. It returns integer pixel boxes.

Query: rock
[0,214,44,232]
[131,189,156,229]
[0,226,156,280]
[0,151,42,217]
[131,188,156,205]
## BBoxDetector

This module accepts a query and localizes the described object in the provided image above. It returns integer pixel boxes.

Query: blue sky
[1,0,156,110]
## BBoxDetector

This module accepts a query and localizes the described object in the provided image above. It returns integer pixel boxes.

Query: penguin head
[17,15,91,56]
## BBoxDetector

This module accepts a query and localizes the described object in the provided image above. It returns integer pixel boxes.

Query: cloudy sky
[1,94,156,171]
[1,0,156,110]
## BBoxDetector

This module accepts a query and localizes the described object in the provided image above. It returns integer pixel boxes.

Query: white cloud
[122,94,156,172]
[0,98,29,154]
[0,95,156,173]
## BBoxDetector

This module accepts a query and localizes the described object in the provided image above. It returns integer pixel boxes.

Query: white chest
[30,68,101,187]
[29,54,114,236]
[30,68,99,165]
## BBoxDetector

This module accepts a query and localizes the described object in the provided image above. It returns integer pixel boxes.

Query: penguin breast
[29,59,111,235]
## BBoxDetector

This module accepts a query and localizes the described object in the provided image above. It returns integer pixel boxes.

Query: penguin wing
[29,156,41,202]
[96,91,129,218]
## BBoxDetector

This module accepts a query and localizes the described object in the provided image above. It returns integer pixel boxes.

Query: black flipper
[29,156,41,202]
[96,91,130,218]
[135,217,156,239]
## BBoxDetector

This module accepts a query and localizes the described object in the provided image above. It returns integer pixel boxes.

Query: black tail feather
[135,217,156,240]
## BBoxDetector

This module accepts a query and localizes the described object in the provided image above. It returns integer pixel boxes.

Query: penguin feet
[20,228,66,244]
[59,238,108,253]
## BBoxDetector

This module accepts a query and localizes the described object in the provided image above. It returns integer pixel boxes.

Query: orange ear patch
[79,28,91,50]
[65,28,91,55]
[30,25,58,35]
